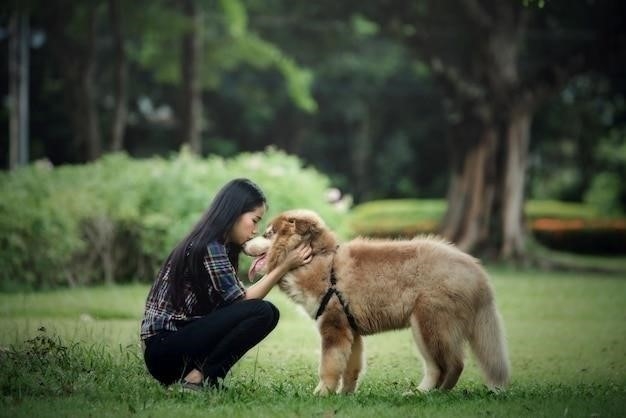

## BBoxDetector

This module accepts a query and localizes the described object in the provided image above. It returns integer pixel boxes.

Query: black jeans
[143,299,279,386]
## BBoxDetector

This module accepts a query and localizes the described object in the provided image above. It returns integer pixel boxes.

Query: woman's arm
[244,243,312,300]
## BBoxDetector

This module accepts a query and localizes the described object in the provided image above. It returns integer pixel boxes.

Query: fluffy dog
[244,209,509,395]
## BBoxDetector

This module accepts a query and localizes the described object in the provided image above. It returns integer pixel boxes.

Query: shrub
[0,161,84,290]
[349,199,626,254]
[0,149,350,290]
[348,199,445,238]
[584,172,624,216]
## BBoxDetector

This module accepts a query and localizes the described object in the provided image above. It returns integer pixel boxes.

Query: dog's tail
[469,302,510,391]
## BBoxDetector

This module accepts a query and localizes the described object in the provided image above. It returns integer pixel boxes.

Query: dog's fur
[244,209,509,395]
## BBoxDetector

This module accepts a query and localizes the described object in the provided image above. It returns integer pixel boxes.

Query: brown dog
[244,209,509,395]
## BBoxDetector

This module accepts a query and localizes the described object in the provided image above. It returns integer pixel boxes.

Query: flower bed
[530,218,626,255]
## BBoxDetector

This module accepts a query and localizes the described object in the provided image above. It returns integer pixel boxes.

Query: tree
[352,0,626,258]
[130,0,316,154]
[7,10,29,169]
[107,0,128,152]
[46,1,104,161]
[179,0,203,153]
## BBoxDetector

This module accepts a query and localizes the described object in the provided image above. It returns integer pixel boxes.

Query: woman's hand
[245,242,312,300]
[282,242,313,271]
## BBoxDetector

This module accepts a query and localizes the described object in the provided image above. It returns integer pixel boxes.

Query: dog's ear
[294,218,320,238]
[273,216,295,236]
[273,214,321,244]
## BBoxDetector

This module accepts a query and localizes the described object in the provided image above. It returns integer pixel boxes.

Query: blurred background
[1,0,625,289]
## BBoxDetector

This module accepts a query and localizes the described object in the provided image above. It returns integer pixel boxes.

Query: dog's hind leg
[339,333,363,394]
[412,302,466,391]
[314,316,353,396]
[410,313,441,392]
[438,331,464,390]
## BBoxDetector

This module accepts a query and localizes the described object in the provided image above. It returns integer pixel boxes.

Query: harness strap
[315,269,360,332]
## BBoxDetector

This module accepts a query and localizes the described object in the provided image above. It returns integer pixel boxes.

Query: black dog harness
[314,268,360,332]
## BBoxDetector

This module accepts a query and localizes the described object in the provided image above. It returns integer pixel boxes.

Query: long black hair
[166,178,266,309]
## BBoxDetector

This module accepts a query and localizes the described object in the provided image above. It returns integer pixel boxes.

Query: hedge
[0,149,351,291]
[349,199,626,255]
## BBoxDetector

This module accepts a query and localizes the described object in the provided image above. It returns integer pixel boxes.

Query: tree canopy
[2,0,625,258]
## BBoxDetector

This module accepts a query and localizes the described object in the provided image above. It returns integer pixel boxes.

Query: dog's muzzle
[243,236,271,281]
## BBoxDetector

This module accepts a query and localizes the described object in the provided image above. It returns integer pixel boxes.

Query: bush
[0,161,84,290]
[348,199,445,238]
[349,199,626,254]
[0,149,350,290]
[584,172,624,216]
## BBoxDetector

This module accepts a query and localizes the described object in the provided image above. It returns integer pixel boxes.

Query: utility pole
[8,12,30,169]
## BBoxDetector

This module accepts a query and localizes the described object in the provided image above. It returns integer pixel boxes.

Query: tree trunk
[440,118,498,255]
[8,12,29,169]
[440,105,532,259]
[437,2,530,259]
[501,107,531,259]
[179,0,203,154]
[48,2,102,162]
[351,106,373,202]
[8,13,20,169]
[80,4,101,161]
[108,0,128,152]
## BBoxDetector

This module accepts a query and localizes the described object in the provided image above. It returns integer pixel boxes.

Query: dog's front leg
[314,320,353,396]
[339,333,363,394]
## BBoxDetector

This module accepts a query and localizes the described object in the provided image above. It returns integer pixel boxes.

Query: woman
[140,178,312,391]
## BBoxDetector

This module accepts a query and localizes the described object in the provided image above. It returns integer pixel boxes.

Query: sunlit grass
[1,268,625,417]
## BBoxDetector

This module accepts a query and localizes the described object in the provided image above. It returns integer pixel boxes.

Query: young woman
[140,178,312,391]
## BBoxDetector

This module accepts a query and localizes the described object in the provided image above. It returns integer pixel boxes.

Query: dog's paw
[313,382,331,396]
[338,382,357,394]
[415,384,433,393]
[401,389,415,397]
[402,387,426,397]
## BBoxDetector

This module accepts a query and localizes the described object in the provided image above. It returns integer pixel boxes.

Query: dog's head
[243,209,327,281]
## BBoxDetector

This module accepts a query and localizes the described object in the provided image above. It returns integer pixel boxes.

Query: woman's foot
[177,368,205,393]
[184,368,203,384]
[179,379,204,392]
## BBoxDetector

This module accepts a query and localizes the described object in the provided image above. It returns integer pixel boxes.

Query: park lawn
[1,268,625,417]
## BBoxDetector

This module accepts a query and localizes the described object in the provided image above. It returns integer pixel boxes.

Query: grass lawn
[1,267,625,417]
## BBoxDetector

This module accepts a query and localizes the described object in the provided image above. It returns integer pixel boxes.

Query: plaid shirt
[140,241,246,341]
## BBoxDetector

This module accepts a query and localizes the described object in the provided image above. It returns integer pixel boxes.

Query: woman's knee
[246,299,280,327]
[266,300,280,325]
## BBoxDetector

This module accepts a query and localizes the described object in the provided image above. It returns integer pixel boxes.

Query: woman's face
[228,204,266,246]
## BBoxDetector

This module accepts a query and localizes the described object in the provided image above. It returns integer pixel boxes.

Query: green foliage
[0,150,348,290]
[584,128,626,216]
[585,173,622,216]
[0,162,84,290]
[209,34,317,112]
[522,0,546,8]
[530,76,626,215]
[130,0,316,112]
[220,0,247,37]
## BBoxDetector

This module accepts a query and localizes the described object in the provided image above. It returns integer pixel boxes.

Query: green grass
[1,270,626,417]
